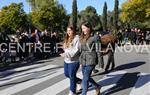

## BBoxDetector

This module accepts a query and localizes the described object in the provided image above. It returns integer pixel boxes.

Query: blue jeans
[82,65,99,95]
[64,61,82,93]
[124,37,128,45]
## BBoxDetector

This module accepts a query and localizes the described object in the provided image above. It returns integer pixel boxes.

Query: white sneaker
[68,91,76,95]
[76,83,82,91]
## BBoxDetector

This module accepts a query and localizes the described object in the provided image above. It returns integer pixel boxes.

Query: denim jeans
[82,65,99,95]
[124,37,128,45]
[64,61,82,93]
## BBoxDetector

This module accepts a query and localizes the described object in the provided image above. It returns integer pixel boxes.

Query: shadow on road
[93,61,146,76]
[103,72,139,95]
[115,61,146,70]
[90,61,148,95]
[103,72,150,95]
[0,66,63,87]
[89,72,149,95]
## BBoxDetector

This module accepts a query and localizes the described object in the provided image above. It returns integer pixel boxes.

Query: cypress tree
[102,2,107,31]
[72,0,77,31]
[113,0,119,31]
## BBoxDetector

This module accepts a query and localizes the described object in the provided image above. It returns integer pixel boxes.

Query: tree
[102,2,107,31]
[26,0,55,10]
[121,0,150,28]
[72,0,78,31]
[107,11,114,31]
[0,3,28,33]
[78,6,102,32]
[85,6,96,14]
[29,1,67,31]
[113,0,119,31]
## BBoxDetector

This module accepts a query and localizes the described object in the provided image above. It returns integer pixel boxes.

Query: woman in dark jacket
[79,21,102,95]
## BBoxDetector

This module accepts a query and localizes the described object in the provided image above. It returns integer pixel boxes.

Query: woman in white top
[60,26,82,95]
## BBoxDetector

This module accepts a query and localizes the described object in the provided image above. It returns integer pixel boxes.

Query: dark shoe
[101,63,104,69]
[104,69,109,73]
[111,65,115,70]
[111,67,115,71]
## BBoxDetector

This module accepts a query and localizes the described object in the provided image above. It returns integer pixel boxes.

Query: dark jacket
[79,34,102,66]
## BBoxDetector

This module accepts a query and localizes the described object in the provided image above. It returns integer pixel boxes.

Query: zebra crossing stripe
[0,68,64,95]
[33,78,69,95]
[87,70,127,95]
[129,73,150,95]
[33,71,83,95]
[0,64,59,85]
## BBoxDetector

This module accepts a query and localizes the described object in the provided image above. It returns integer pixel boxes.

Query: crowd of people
[0,29,61,64]
[117,28,150,46]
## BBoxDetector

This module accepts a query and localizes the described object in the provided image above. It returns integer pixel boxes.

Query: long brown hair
[80,21,92,43]
[64,25,76,48]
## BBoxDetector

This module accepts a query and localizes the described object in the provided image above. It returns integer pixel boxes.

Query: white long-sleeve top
[64,35,80,63]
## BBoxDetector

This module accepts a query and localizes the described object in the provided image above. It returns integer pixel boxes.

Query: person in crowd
[135,28,141,45]
[33,29,42,58]
[146,31,150,45]
[129,29,136,45]
[18,32,30,61]
[51,32,57,53]
[10,36,17,63]
[123,29,129,45]
[117,30,123,46]
[60,25,82,95]
[41,31,52,58]
[0,31,11,63]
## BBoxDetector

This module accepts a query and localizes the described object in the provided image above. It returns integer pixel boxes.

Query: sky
[0,0,126,15]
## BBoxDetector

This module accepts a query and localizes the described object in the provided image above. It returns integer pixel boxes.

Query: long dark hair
[80,21,92,42]
[64,25,76,48]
